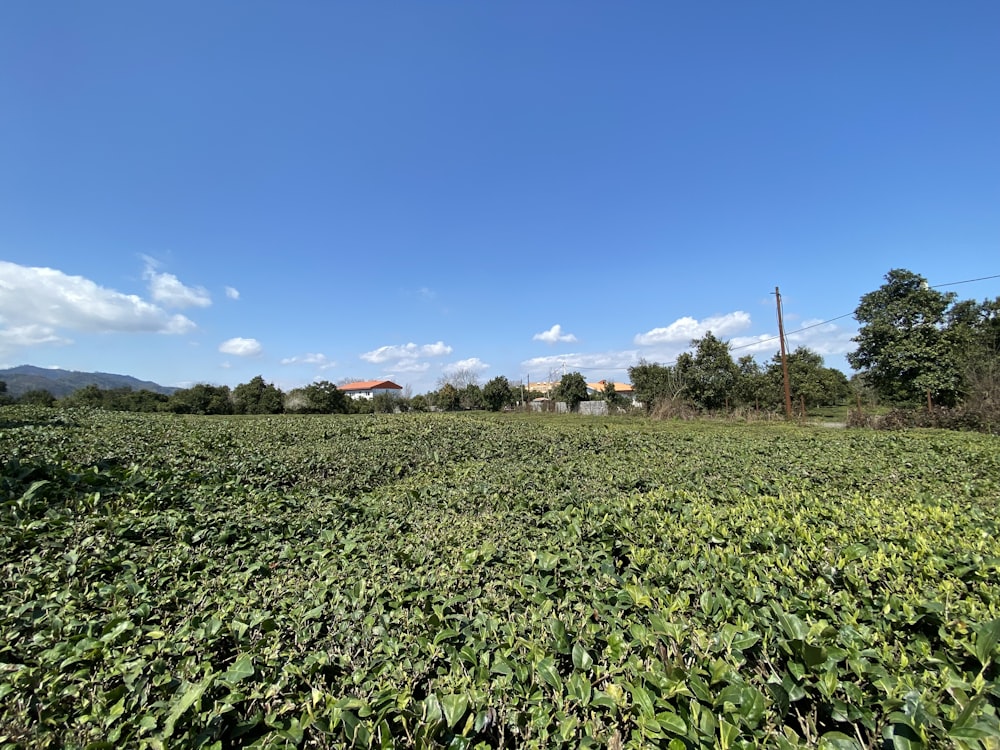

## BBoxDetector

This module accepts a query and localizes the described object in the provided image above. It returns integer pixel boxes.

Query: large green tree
[628,360,687,412]
[19,389,57,407]
[286,381,349,414]
[766,347,850,409]
[168,384,233,414]
[733,355,767,408]
[847,269,960,405]
[232,376,284,414]
[601,380,626,410]
[459,383,483,411]
[676,332,739,411]
[553,372,589,412]
[482,376,513,412]
[434,383,461,411]
[946,296,1000,407]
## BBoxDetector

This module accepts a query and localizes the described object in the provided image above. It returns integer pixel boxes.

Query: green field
[1,407,999,748]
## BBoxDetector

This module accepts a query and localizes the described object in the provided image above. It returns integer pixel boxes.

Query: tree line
[627,335,850,415]
[626,267,998,424]
[3,268,995,423]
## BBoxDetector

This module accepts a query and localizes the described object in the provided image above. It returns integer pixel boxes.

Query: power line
[727,272,997,355]
[531,273,999,377]
[931,273,1000,288]
[729,312,855,353]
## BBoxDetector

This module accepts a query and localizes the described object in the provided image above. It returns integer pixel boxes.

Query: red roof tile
[338,380,403,391]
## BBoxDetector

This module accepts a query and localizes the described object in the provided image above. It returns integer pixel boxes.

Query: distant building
[337,380,403,400]
[526,381,560,396]
[586,380,637,404]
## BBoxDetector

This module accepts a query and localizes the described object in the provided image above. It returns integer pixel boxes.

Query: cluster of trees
[5,268,993,422]
[0,377,363,416]
[428,370,519,412]
[627,267,998,418]
[628,333,850,415]
[426,370,598,413]
[848,268,999,408]
[0,373,543,416]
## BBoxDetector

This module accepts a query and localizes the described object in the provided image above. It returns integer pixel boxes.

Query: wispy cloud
[225,286,240,300]
[142,259,211,309]
[634,312,751,346]
[281,352,335,369]
[533,324,578,345]
[219,337,263,356]
[443,357,490,374]
[147,272,211,308]
[731,319,857,358]
[360,341,453,364]
[521,350,637,375]
[0,261,196,351]
[388,361,431,373]
[0,324,70,348]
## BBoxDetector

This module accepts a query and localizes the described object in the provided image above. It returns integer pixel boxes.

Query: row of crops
[1,406,998,748]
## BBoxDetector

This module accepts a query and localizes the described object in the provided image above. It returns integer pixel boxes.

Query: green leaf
[819,731,862,749]
[740,685,767,724]
[771,602,809,641]
[536,656,561,689]
[21,479,50,502]
[433,628,461,645]
[841,543,869,562]
[536,550,560,570]
[949,724,997,741]
[801,642,828,669]
[220,654,255,685]
[572,643,593,671]
[439,694,468,729]
[138,715,157,734]
[550,618,571,653]
[731,631,761,651]
[162,674,214,738]
[657,711,687,735]
[718,717,739,749]
[423,695,442,724]
[628,682,655,718]
[568,672,592,706]
[590,691,617,709]
[887,723,924,750]
[973,618,1000,667]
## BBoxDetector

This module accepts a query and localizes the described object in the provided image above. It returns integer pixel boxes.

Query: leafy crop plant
[1,406,998,748]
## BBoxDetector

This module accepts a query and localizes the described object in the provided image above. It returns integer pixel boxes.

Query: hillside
[0,365,176,399]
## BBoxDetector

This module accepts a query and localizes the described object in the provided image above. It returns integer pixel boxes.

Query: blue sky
[2,2,998,394]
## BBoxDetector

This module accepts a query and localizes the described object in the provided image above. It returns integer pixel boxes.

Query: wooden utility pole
[775,286,793,419]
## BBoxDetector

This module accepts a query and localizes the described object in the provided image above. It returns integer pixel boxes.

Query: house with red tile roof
[337,380,403,400]
[586,380,637,403]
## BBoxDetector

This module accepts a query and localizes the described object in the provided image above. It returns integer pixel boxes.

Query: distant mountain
[0,365,176,399]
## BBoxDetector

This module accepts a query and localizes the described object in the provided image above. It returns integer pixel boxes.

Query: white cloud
[443,357,490,374]
[360,341,452,364]
[521,350,637,375]
[219,337,263,357]
[145,269,211,309]
[533,324,578,345]
[730,320,857,361]
[634,311,751,346]
[225,286,240,300]
[0,324,70,348]
[388,361,431,373]
[281,352,335,369]
[0,261,197,347]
